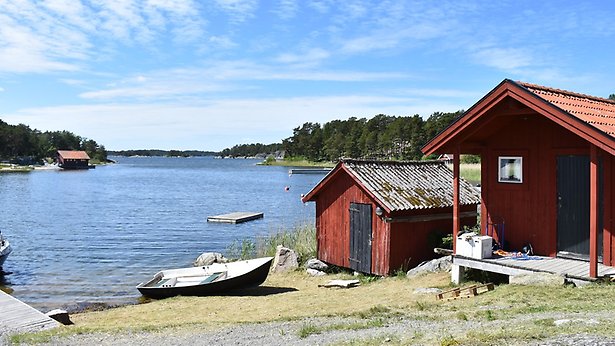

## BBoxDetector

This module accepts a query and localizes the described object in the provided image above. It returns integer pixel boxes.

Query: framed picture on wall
[498,156,523,183]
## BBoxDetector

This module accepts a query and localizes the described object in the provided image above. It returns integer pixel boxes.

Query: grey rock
[413,287,443,295]
[272,245,299,272]
[46,309,73,325]
[406,256,452,277]
[554,318,599,327]
[509,272,566,286]
[306,268,326,276]
[305,258,328,271]
[193,252,228,267]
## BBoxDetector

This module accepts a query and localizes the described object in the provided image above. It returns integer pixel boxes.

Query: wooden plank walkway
[207,212,264,224]
[454,255,615,282]
[0,290,59,335]
[288,168,332,175]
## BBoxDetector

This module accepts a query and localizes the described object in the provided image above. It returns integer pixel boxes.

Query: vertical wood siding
[313,170,479,275]
[478,114,615,260]
[388,205,477,273]
[604,156,614,266]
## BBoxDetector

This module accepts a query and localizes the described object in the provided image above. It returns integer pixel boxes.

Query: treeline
[219,143,283,158]
[0,119,107,163]
[108,149,216,157]
[283,111,463,161]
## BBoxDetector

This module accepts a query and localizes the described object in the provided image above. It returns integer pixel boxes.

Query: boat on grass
[136,257,273,299]
[0,232,11,269]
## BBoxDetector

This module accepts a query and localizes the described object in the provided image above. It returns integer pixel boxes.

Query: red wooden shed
[57,150,90,170]
[301,159,481,275]
[422,79,615,278]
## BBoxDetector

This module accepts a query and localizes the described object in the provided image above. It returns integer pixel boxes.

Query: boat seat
[200,272,225,284]
[157,277,177,288]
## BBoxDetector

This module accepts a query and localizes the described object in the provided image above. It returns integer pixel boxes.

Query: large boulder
[306,268,326,276]
[272,245,299,273]
[193,252,228,267]
[305,258,328,271]
[406,256,452,277]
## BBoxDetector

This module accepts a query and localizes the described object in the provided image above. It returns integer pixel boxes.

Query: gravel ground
[5,311,615,346]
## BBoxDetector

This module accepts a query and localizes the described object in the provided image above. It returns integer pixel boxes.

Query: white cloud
[273,0,298,20]
[213,0,258,23]
[3,93,466,150]
[472,47,534,71]
[275,48,330,67]
[307,1,331,14]
[208,35,238,50]
[76,60,411,101]
[0,1,206,74]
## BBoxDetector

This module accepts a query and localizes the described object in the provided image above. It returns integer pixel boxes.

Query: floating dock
[288,168,332,175]
[0,290,59,335]
[207,212,264,224]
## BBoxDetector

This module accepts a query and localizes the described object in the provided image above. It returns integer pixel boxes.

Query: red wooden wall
[476,111,614,264]
[388,205,477,273]
[604,155,614,266]
[313,169,479,275]
[314,171,389,273]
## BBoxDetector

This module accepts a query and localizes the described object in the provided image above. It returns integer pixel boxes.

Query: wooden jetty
[288,168,331,175]
[0,290,59,335]
[453,255,615,284]
[207,212,264,224]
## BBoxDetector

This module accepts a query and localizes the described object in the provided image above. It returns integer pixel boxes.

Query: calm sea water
[0,156,320,311]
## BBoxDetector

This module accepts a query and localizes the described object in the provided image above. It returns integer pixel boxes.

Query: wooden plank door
[556,155,603,259]
[349,202,372,273]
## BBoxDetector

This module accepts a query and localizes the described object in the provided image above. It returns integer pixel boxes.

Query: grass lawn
[13,270,615,345]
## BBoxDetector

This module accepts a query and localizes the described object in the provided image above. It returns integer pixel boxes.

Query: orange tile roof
[518,82,615,137]
[57,150,90,160]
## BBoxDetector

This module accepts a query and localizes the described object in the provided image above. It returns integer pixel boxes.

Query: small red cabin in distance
[301,159,480,276]
[422,79,615,278]
[57,150,90,170]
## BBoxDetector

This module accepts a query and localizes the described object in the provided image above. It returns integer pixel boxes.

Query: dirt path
[11,311,615,346]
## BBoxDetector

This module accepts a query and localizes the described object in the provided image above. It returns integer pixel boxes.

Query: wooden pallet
[436,283,494,300]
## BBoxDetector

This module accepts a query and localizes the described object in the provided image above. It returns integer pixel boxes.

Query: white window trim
[498,156,523,183]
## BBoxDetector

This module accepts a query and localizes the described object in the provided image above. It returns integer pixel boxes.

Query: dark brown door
[556,155,603,260]
[349,202,372,273]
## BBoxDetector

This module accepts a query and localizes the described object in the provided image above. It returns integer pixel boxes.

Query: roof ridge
[341,158,443,166]
[517,81,615,105]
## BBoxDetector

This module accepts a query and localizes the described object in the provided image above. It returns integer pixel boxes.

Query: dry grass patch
[63,271,450,334]
[20,270,615,344]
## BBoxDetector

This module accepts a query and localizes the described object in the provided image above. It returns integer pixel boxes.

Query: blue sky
[1,1,614,151]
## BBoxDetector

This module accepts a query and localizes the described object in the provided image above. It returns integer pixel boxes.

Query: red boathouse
[57,150,91,170]
[301,159,480,276]
[422,79,615,278]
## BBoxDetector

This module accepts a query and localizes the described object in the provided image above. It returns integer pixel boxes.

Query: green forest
[219,143,283,158]
[0,119,107,164]
[2,109,470,164]
[221,111,465,162]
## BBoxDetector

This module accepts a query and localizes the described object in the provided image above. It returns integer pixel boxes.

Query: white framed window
[498,156,523,183]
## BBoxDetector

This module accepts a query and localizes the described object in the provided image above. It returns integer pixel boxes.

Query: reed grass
[226,224,317,264]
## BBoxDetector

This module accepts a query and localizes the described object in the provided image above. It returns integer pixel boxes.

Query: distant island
[2,110,468,166]
[108,149,217,157]
[112,111,469,164]
[0,119,107,165]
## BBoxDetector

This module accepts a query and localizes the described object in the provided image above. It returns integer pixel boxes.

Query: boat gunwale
[135,257,273,297]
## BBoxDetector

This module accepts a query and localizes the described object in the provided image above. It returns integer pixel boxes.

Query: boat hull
[137,257,273,299]
[0,240,11,268]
